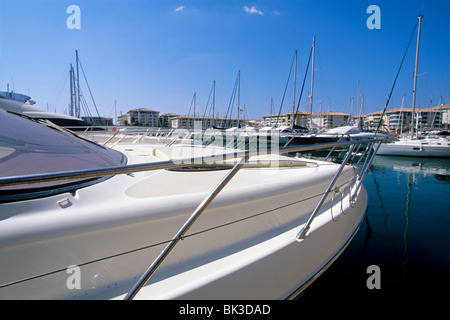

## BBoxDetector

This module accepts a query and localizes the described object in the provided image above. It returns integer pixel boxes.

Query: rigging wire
[202,81,215,119]
[47,69,69,113]
[375,17,419,134]
[224,74,238,128]
[295,46,313,117]
[186,92,196,121]
[422,18,450,104]
[275,52,296,127]
[77,56,104,124]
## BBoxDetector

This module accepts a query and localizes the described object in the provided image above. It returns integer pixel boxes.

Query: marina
[0,116,447,302]
[0,1,449,306]
[0,111,381,299]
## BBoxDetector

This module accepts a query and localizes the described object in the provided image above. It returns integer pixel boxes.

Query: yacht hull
[377,138,450,158]
[129,187,367,300]
[0,146,368,300]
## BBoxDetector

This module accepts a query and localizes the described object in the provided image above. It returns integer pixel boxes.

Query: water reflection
[402,172,412,283]
[371,156,450,178]
[299,155,450,302]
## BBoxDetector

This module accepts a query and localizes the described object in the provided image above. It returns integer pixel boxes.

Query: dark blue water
[298,155,450,303]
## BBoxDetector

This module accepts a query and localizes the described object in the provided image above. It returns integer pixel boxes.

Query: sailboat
[272,37,332,146]
[377,15,450,158]
[0,50,108,131]
[206,71,291,148]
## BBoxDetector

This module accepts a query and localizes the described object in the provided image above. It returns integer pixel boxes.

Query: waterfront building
[311,111,351,129]
[263,111,352,130]
[366,105,449,132]
[113,103,449,132]
[159,113,179,128]
[365,110,385,131]
[420,104,449,129]
[118,108,160,127]
[438,104,450,129]
[262,111,309,128]
[171,115,249,129]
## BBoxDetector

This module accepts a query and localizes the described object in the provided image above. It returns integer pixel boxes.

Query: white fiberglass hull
[377,138,450,158]
[125,185,367,300]
[0,144,368,300]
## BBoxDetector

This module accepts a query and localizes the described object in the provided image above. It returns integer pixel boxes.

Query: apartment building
[366,105,449,132]
[118,108,160,127]
[262,111,309,127]
[263,111,352,130]
[159,113,179,128]
[311,111,351,129]
[171,115,249,129]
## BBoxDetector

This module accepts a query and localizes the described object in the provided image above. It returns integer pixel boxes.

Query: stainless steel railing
[124,138,380,299]
[0,139,380,188]
[296,143,358,240]
[124,155,249,300]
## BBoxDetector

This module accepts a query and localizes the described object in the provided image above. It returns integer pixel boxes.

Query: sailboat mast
[292,50,297,130]
[361,94,364,129]
[357,80,360,127]
[270,97,273,117]
[411,14,422,139]
[212,80,216,128]
[400,94,405,134]
[75,50,81,118]
[69,64,74,117]
[114,100,117,126]
[238,70,241,127]
[193,92,196,123]
[310,35,315,128]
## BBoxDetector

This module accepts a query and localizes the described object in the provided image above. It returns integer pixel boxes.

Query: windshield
[0,110,126,201]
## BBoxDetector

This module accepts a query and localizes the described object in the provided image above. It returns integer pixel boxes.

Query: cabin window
[0,110,126,202]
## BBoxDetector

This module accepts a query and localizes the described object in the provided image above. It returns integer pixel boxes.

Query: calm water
[298,155,450,303]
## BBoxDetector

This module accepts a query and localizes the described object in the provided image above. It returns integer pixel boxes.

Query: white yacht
[0,91,90,129]
[318,125,393,142]
[377,15,450,158]
[0,110,380,299]
[377,136,450,158]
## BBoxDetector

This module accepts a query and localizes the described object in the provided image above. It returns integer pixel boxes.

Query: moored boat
[376,14,450,158]
[0,91,92,129]
[377,137,450,158]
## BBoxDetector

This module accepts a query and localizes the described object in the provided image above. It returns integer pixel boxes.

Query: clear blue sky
[1,0,449,121]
